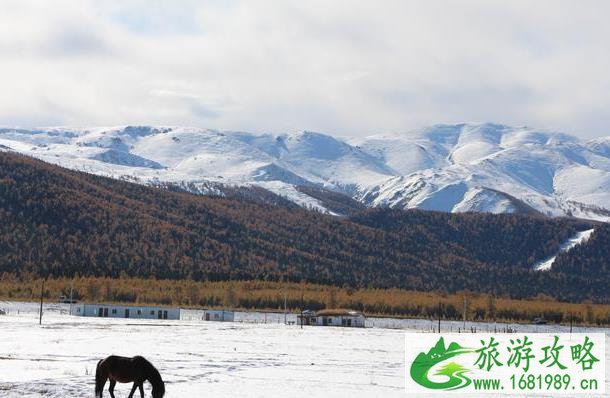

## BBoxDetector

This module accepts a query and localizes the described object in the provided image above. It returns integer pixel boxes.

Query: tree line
[1,276,608,325]
[0,151,607,303]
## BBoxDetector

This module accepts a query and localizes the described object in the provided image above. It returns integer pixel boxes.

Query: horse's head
[152,380,165,398]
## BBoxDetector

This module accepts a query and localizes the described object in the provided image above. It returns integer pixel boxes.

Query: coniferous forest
[2,278,609,325]
[0,151,608,303]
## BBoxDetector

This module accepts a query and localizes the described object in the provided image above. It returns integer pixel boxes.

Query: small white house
[70,303,180,320]
[203,309,234,322]
[298,309,365,328]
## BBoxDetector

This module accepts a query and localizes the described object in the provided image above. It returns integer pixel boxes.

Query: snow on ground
[256,181,340,215]
[0,302,608,397]
[0,303,403,397]
[533,229,595,271]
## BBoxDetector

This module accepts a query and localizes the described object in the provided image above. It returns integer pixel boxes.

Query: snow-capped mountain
[1,123,609,220]
[354,124,610,220]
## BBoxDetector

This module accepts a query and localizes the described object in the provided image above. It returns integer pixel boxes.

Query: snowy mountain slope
[533,228,595,271]
[278,131,395,190]
[0,123,609,220]
[355,123,610,220]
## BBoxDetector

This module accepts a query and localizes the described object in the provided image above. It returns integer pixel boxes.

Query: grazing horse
[95,355,165,398]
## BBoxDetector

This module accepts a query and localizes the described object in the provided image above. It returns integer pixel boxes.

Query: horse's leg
[96,377,107,398]
[95,360,107,398]
[127,382,138,398]
[108,380,116,398]
[138,383,144,398]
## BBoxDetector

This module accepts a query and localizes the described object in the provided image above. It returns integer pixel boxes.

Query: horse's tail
[95,359,105,398]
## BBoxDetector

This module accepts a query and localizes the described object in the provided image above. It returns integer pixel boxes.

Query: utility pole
[570,312,573,335]
[39,279,45,325]
[438,302,442,333]
[69,279,74,315]
[284,293,287,325]
[300,292,304,329]
[463,297,467,330]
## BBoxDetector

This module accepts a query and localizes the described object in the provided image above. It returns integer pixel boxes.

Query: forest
[1,277,609,326]
[0,151,608,302]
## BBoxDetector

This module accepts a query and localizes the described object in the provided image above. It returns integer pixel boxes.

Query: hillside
[0,123,609,221]
[0,151,607,302]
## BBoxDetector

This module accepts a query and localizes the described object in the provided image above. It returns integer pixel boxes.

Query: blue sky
[0,0,609,138]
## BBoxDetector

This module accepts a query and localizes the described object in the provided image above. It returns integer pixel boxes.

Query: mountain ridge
[1,123,609,221]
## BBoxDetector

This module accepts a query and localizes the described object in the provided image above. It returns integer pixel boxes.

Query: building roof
[315,309,363,317]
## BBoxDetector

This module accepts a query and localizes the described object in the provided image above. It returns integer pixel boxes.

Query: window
[311,317,316,323]
[327,318,332,324]
[111,309,117,314]
[214,313,219,319]
[150,310,155,315]
[137,310,141,315]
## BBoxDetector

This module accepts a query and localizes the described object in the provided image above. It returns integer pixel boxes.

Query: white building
[70,303,181,320]
[203,309,234,322]
[298,309,365,328]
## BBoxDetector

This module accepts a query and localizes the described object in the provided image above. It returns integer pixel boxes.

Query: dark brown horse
[95,355,165,398]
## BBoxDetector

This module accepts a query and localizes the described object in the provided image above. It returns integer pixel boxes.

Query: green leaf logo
[410,337,474,390]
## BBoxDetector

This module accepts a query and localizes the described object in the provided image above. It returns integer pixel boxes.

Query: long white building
[70,303,180,320]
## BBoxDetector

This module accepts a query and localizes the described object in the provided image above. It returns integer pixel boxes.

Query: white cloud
[0,0,609,138]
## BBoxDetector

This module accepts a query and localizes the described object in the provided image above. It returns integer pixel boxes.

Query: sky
[0,0,609,139]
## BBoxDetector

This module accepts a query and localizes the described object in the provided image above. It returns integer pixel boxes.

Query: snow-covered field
[0,302,608,397]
